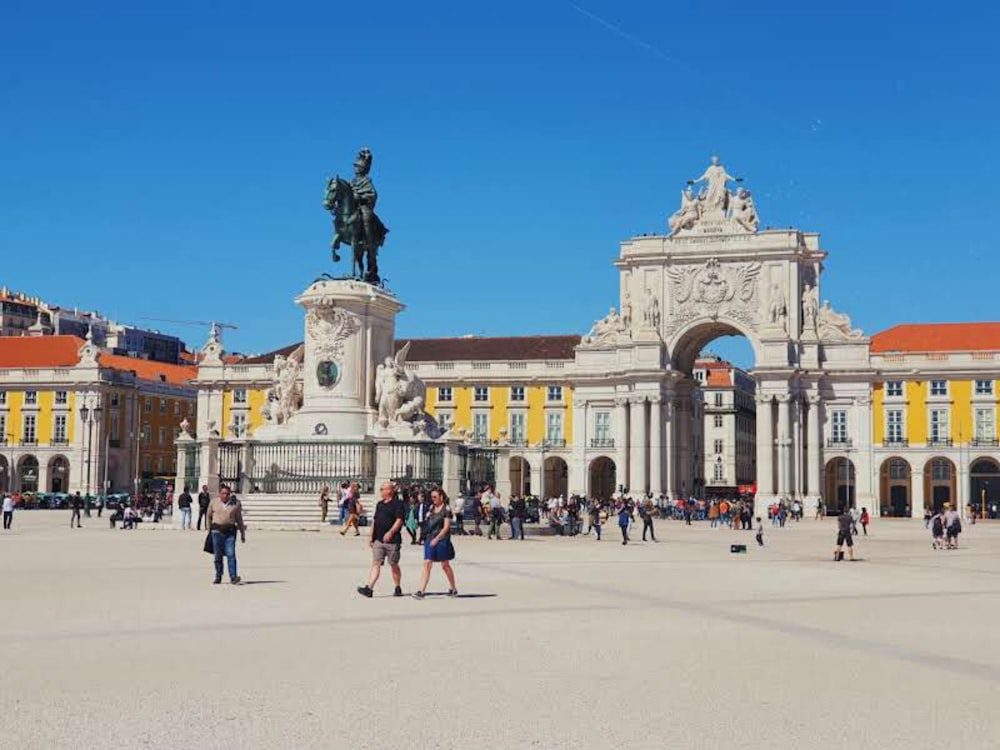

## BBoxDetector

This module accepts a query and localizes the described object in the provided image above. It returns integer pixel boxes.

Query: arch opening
[543,456,568,501]
[923,457,956,513]
[879,457,911,517]
[970,457,1000,519]
[588,456,616,500]
[17,455,39,494]
[824,457,855,514]
[509,456,531,497]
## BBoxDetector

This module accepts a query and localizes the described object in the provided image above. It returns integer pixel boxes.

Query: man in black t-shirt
[357,482,405,599]
[197,486,211,530]
[834,507,855,561]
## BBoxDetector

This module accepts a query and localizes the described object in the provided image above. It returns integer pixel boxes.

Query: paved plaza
[3,512,999,749]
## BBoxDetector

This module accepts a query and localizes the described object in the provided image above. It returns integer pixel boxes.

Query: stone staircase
[239,493,369,531]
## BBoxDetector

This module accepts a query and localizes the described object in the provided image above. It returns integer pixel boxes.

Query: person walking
[405,494,420,545]
[589,499,602,540]
[207,485,246,585]
[319,485,331,523]
[944,504,962,549]
[177,486,193,530]
[70,491,83,528]
[755,517,765,547]
[339,486,361,536]
[859,507,870,536]
[833,507,854,561]
[412,488,458,599]
[357,482,405,598]
[2,494,14,530]
[84,494,92,518]
[617,500,630,545]
[640,499,656,542]
[197,485,211,530]
[510,495,526,540]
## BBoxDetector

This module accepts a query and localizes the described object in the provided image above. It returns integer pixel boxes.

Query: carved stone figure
[802,283,819,334]
[621,290,632,332]
[818,300,864,340]
[768,282,787,326]
[178,418,193,438]
[688,155,737,211]
[582,307,625,345]
[324,148,389,284]
[668,187,702,236]
[375,342,428,427]
[730,187,759,232]
[643,291,661,329]
[264,345,304,425]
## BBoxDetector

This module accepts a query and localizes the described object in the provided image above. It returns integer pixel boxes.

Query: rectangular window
[510,412,526,443]
[930,380,948,397]
[546,412,563,443]
[144,397,152,413]
[473,412,489,442]
[713,461,725,482]
[232,414,247,438]
[110,411,120,441]
[932,460,951,480]
[55,391,68,405]
[510,386,525,402]
[975,380,994,396]
[188,402,195,416]
[233,389,247,404]
[713,439,724,454]
[0,414,5,442]
[473,386,489,403]
[158,426,166,445]
[159,398,166,414]
[142,424,151,445]
[547,386,563,402]
[0,392,6,405]
[714,393,723,407]
[437,386,453,403]
[886,410,904,442]
[438,412,452,431]
[930,409,950,441]
[714,414,723,428]
[24,391,37,406]
[142,456,152,475]
[110,393,119,407]
[173,401,181,416]
[831,410,848,441]
[886,381,903,397]
[53,414,67,443]
[23,414,36,443]
[975,408,995,440]
[594,411,611,443]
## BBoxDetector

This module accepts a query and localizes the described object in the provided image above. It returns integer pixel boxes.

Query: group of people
[929,504,963,550]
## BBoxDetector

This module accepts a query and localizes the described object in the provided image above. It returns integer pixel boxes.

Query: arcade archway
[969,458,1000,518]
[17,455,39,494]
[923,457,956,512]
[879,457,911,517]
[509,456,531,497]
[824,457,855,514]
[588,456,616,500]
[0,455,8,493]
[48,455,70,493]
[543,456,568,500]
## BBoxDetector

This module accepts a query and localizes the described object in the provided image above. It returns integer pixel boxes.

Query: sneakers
[447,589,458,598]
[393,586,403,597]
[230,576,243,585]
[357,585,373,598]
[213,579,222,585]
[411,590,425,600]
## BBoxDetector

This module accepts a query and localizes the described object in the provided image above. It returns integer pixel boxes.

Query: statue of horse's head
[323,175,345,211]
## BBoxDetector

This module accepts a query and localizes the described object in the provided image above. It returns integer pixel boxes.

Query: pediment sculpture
[261,345,304,425]
[581,306,627,346]
[817,300,864,340]
[375,342,440,436]
[668,156,760,236]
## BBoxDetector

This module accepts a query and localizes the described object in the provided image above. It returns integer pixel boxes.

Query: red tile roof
[0,335,84,367]
[871,323,1000,353]
[0,335,196,385]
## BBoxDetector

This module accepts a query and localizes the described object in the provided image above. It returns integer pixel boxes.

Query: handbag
[203,530,215,554]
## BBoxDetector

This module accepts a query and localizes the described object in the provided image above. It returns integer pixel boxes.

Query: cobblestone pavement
[2,512,998,749]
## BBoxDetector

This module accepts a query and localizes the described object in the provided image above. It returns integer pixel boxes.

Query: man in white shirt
[2,495,14,530]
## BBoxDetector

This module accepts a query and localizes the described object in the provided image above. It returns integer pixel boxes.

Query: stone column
[755,394,775,511]
[663,396,675,500]
[373,437,393,497]
[807,395,823,507]
[441,437,463,500]
[614,397,629,492]
[628,397,647,494]
[911,460,925,519]
[776,394,791,498]
[649,396,663,495]
[198,432,221,497]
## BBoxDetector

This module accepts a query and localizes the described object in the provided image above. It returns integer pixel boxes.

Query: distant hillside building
[694,354,757,497]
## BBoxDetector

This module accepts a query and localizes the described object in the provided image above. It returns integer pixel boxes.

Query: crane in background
[136,317,239,342]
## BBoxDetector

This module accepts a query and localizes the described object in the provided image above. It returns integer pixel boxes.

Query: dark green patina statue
[324,147,389,284]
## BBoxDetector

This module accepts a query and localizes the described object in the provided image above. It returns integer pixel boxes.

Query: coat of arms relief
[664,258,763,335]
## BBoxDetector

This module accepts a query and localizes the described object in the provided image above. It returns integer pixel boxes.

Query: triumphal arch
[573,157,874,511]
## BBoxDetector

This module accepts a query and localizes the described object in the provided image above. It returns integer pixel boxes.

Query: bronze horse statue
[323,176,388,283]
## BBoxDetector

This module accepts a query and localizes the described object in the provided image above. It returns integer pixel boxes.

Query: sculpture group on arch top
[581,155,864,354]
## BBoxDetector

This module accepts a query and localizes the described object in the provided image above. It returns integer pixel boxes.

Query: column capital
[807,393,823,405]
[628,395,647,405]
[755,393,774,405]
[775,393,792,404]
[613,396,630,407]
[648,395,663,405]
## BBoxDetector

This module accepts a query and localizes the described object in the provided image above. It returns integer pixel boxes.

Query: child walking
[755,517,764,547]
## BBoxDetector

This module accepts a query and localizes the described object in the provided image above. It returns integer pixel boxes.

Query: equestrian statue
[323,147,389,284]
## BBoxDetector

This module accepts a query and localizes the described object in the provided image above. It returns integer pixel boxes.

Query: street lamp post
[79,397,103,498]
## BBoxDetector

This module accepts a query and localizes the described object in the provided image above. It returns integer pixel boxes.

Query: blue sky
[2,1,998,364]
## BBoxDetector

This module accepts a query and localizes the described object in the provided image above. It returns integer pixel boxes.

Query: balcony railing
[542,439,567,448]
[590,438,615,448]
[927,438,953,448]
[21,439,37,446]
[50,438,69,446]
[883,438,909,447]
[826,438,853,449]
[972,438,999,447]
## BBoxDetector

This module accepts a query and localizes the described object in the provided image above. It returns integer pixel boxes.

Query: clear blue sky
[2,1,998,363]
